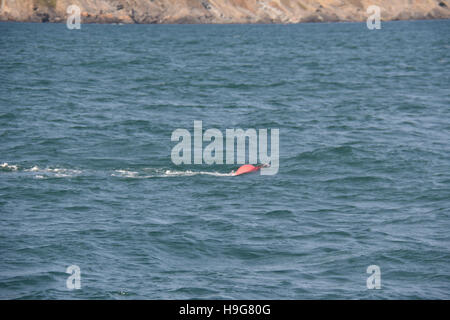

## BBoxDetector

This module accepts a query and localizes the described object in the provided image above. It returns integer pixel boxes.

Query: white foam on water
[112,168,233,178]
[3,164,232,179]
[162,170,233,177]
[1,162,18,171]
[24,166,83,178]
[112,170,139,178]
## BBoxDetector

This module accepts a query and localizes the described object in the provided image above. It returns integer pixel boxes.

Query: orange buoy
[232,164,261,176]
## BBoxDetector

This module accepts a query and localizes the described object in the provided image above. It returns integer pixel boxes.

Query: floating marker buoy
[232,164,262,176]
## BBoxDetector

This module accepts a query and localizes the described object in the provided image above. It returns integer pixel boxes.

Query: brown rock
[0,0,449,24]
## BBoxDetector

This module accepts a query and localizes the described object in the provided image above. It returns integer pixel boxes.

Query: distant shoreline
[1,0,449,25]
[1,18,449,26]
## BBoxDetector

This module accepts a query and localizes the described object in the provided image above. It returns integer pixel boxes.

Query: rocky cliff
[1,0,449,24]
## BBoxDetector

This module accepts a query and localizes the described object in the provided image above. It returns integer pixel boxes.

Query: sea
[0,20,449,299]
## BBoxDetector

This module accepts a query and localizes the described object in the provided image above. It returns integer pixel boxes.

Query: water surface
[0,20,449,299]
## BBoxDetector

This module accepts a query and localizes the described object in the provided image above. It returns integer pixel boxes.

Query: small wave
[293,145,356,161]
[111,170,140,178]
[24,166,82,178]
[162,170,233,177]
[111,169,233,178]
[27,166,40,172]
[264,209,295,217]
[3,164,233,179]
[0,163,18,171]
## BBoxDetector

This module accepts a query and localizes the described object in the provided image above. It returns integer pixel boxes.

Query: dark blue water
[0,20,449,299]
